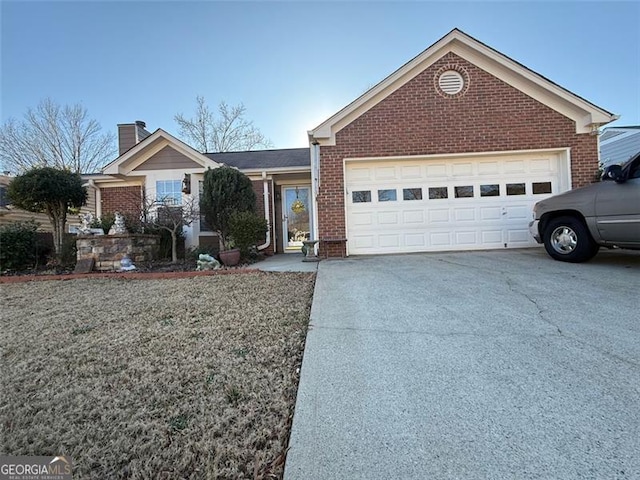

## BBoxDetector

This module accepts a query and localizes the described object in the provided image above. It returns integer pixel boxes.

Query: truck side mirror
[603,164,625,183]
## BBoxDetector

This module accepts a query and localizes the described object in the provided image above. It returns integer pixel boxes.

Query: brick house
[86,29,616,257]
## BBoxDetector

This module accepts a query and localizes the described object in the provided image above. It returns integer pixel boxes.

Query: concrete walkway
[284,249,640,479]
[255,253,319,272]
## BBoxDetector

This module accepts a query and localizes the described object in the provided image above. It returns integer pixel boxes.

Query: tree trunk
[50,204,67,260]
[171,231,178,263]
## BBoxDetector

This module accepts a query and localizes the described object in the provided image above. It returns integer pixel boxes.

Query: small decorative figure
[109,212,127,235]
[119,255,136,271]
[78,213,94,234]
[196,253,221,271]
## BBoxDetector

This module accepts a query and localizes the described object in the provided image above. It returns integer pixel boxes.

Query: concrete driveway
[284,248,640,479]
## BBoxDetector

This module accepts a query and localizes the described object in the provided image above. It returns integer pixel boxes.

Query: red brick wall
[318,52,599,256]
[101,186,143,218]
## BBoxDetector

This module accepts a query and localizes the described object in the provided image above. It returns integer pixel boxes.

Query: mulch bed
[0,260,261,284]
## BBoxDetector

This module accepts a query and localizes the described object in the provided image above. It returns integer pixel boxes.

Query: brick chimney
[117,120,151,155]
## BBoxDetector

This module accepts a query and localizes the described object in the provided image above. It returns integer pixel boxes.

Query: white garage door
[345,151,568,255]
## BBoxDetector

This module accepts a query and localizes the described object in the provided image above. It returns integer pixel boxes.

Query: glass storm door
[283,186,312,250]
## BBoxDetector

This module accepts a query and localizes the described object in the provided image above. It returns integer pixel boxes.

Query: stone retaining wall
[76,234,160,271]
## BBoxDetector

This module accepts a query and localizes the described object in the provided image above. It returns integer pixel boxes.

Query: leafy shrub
[0,221,40,271]
[92,213,114,233]
[229,211,268,260]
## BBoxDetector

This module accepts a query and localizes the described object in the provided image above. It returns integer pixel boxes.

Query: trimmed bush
[0,221,40,271]
[229,211,268,260]
[201,166,257,250]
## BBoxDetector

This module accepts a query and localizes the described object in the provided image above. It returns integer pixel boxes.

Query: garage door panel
[530,158,553,172]
[345,151,565,255]
[379,234,400,248]
[480,207,501,220]
[454,208,476,221]
[426,164,447,177]
[403,210,424,223]
[375,166,396,180]
[352,212,373,226]
[481,230,503,244]
[455,231,477,245]
[401,165,422,179]
[351,235,375,249]
[452,163,474,176]
[405,233,426,247]
[429,209,450,223]
[505,160,526,173]
[378,211,399,225]
[507,230,531,243]
[478,161,500,175]
[504,205,530,219]
[349,167,372,181]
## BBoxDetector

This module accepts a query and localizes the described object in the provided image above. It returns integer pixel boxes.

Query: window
[378,189,397,202]
[403,188,422,201]
[454,186,474,198]
[352,191,371,203]
[480,184,500,197]
[428,187,448,199]
[532,182,552,194]
[506,183,526,196]
[156,180,182,205]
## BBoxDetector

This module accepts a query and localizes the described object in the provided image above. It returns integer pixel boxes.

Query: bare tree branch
[0,98,116,174]
[174,96,273,152]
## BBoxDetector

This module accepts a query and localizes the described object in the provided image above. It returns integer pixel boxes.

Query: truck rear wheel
[542,216,599,263]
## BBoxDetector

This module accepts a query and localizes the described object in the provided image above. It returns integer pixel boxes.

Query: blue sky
[1,1,639,150]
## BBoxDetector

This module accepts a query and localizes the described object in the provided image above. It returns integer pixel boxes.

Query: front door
[282,186,312,251]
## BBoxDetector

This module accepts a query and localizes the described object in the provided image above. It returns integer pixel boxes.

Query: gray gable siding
[600,130,640,166]
[133,145,201,171]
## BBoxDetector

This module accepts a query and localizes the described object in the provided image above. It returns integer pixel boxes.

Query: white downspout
[257,170,271,251]
[82,179,102,218]
[310,141,320,255]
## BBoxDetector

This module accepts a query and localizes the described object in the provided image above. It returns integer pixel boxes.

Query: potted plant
[200,166,257,266]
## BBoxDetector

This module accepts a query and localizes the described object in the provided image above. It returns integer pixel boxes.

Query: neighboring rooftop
[205,148,310,170]
[600,126,640,166]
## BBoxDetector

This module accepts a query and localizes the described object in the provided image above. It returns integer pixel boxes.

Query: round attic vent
[438,70,464,95]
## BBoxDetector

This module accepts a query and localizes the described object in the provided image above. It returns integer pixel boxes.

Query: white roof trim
[102,129,221,175]
[309,29,617,145]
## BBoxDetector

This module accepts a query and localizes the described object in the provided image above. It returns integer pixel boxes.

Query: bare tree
[144,196,199,263]
[174,96,273,152]
[0,98,115,174]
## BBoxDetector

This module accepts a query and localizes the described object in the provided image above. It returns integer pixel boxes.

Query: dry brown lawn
[1,272,315,479]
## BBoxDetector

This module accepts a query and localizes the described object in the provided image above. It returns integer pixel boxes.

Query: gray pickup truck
[529,151,640,262]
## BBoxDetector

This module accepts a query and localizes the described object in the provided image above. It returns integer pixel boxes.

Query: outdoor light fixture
[182,173,191,194]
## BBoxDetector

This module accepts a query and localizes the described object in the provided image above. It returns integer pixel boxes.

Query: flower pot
[219,248,241,266]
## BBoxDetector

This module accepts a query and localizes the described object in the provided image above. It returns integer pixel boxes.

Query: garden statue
[119,255,136,271]
[78,212,94,234]
[109,212,127,235]
[196,253,221,271]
